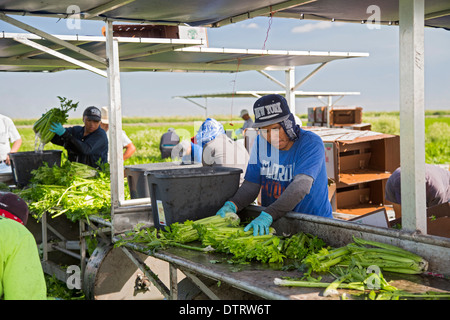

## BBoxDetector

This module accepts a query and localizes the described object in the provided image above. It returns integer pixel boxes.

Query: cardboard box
[335,179,388,214]
[328,179,337,212]
[423,202,449,238]
[329,106,362,125]
[315,106,327,123]
[307,107,316,123]
[312,128,400,184]
[332,123,372,131]
[389,202,450,238]
[110,24,180,38]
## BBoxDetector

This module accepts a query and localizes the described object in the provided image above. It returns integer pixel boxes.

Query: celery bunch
[198,223,283,263]
[33,96,78,146]
[303,236,428,275]
[162,212,241,244]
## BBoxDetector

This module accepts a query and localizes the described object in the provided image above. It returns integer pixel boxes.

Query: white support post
[327,96,332,128]
[285,67,296,114]
[399,0,427,234]
[105,21,125,214]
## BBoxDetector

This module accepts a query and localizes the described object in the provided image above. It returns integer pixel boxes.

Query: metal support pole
[120,247,171,299]
[285,67,296,114]
[105,20,125,234]
[169,263,178,300]
[41,212,48,261]
[293,62,329,91]
[327,96,332,128]
[399,0,426,234]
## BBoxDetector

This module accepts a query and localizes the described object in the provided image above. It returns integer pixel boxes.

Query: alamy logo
[66,5,81,30]
[66,265,81,290]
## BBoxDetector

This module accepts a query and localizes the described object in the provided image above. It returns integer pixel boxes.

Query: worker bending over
[216,94,332,236]
[385,164,450,219]
[195,118,249,185]
[50,106,108,169]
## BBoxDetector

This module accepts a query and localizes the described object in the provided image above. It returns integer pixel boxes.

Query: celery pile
[117,212,327,265]
[303,236,428,275]
[274,237,438,300]
[17,160,113,222]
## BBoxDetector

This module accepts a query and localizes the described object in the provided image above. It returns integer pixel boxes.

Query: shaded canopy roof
[0,33,368,73]
[175,90,360,99]
[0,0,449,30]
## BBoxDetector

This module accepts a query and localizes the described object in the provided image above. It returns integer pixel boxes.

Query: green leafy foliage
[17,160,114,222]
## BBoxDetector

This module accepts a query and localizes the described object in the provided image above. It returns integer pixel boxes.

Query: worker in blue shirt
[50,106,108,169]
[216,94,332,236]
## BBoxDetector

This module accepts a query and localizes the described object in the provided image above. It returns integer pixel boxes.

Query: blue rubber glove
[215,201,236,218]
[50,122,66,136]
[244,211,273,236]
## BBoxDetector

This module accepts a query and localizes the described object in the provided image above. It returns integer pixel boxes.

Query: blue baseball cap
[252,94,291,128]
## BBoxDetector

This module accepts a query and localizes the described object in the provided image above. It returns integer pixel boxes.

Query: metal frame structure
[174,90,360,121]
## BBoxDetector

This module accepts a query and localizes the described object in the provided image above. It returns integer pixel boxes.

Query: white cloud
[241,22,259,29]
[291,21,344,33]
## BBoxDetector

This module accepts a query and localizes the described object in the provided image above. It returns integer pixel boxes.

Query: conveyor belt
[118,240,450,300]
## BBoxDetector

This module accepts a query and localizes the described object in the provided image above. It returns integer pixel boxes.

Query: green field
[14,111,450,165]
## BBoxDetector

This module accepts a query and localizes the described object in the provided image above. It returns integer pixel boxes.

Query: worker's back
[160,129,180,159]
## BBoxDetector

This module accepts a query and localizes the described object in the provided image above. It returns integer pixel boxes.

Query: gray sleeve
[264,174,314,220]
[228,179,261,211]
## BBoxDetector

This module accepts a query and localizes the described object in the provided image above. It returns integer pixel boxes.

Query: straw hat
[101,106,109,124]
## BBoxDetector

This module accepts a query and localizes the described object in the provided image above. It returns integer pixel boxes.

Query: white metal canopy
[175,90,360,99]
[175,90,360,120]
[0,32,368,73]
[0,0,449,30]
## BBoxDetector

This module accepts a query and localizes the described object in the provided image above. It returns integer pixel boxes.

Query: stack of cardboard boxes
[307,106,371,130]
[305,127,400,225]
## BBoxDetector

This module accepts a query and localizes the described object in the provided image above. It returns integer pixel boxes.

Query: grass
[16,111,449,165]
[362,113,450,164]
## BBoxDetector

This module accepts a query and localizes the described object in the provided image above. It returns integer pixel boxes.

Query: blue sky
[0,15,449,119]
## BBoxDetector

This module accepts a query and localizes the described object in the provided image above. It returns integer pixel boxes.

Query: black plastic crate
[145,166,242,229]
[9,150,62,187]
[125,162,202,199]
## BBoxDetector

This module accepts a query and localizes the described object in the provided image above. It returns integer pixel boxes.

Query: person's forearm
[5,139,22,165]
[264,174,314,220]
[228,179,261,211]
[123,143,136,160]
[10,139,22,153]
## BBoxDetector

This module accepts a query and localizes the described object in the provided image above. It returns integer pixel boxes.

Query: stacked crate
[305,128,400,219]
[306,106,371,130]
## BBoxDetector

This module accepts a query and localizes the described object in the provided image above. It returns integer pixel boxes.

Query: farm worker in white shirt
[0,114,22,173]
